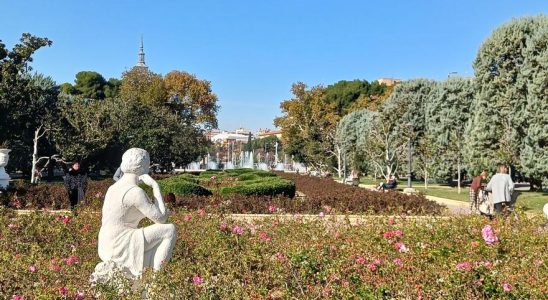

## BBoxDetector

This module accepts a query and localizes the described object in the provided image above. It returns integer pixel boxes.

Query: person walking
[64,162,88,210]
[485,165,514,214]
[469,171,488,213]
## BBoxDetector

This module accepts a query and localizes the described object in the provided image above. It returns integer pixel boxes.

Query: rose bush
[0,206,546,299]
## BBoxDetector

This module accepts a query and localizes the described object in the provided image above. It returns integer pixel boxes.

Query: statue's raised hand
[139,174,158,188]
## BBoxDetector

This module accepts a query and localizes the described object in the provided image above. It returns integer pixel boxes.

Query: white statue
[0,149,11,189]
[91,148,176,283]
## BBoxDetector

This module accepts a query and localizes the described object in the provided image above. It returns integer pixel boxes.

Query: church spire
[135,36,148,69]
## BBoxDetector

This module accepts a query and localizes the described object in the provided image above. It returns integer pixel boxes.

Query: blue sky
[1,0,546,131]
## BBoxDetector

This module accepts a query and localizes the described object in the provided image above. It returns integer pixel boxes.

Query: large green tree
[275,83,339,172]
[0,34,54,171]
[427,77,475,185]
[519,19,548,189]
[465,15,547,185]
[73,71,107,99]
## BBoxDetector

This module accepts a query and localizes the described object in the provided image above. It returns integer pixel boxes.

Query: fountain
[206,153,218,170]
[258,163,269,171]
[224,161,234,169]
[186,162,201,170]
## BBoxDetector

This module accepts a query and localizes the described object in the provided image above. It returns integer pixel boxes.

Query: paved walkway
[350,183,470,215]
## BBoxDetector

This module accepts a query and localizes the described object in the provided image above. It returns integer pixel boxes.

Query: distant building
[210,131,249,143]
[377,78,402,86]
[257,128,282,139]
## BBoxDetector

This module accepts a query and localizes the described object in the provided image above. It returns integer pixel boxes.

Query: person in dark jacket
[64,162,88,209]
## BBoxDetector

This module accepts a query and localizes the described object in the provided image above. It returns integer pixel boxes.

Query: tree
[274,83,339,172]
[427,77,475,190]
[59,82,77,95]
[74,71,107,99]
[164,71,219,129]
[52,96,117,166]
[119,67,166,106]
[324,79,390,114]
[466,15,547,183]
[0,34,53,171]
[104,78,121,98]
[336,109,377,175]
[519,20,548,190]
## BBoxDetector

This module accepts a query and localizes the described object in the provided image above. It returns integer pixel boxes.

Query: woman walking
[64,162,88,209]
[485,165,514,214]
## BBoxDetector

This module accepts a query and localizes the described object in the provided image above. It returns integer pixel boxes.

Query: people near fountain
[469,170,488,213]
[91,148,176,283]
[377,175,397,191]
[485,164,514,214]
[113,166,123,181]
[64,162,88,210]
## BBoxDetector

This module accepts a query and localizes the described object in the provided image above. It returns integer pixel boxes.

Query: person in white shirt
[485,165,514,214]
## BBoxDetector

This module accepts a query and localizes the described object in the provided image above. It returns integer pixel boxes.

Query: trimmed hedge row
[219,177,296,198]
[158,175,212,196]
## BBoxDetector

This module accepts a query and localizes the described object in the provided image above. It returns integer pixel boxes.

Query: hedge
[220,177,296,198]
[158,180,212,197]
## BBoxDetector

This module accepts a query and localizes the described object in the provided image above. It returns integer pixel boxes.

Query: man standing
[485,165,514,214]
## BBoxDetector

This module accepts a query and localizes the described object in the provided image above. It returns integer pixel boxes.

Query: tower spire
[136,36,148,69]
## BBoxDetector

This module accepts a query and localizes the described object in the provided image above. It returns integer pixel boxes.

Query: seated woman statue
[91,148,176,283]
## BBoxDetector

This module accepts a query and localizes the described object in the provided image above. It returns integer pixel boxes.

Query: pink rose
[389,217,396,225]
[355,256,366,265]
[481,225,498,245]
[192,276,204,286]
[64,255,79,265]
[259,232,272,242]
[10,295,23,300]
[75,291,85,300]
[319,212,325,217]
[393,258,403,266]
[268,205,278,213]
[394,242,409,253]
[456,262,472,271]
[183,214,192,222]
[7,223,17,229]
[59,287,67,295]
[232,225,244,235]
[502,282,512,292]
[219,223,229,231]
[28,265,36,273]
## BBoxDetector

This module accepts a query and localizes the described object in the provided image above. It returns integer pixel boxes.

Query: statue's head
[121,148,150,176]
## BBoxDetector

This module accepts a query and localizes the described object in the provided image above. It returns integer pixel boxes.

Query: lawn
[357,177,547,213]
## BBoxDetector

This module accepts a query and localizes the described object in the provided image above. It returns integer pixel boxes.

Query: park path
[352,183,470,215]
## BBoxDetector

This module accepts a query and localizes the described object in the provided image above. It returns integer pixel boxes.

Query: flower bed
[0,207,546,299]
[276,172,444,215]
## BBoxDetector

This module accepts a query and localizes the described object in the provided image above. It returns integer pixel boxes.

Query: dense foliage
[0,207,546,299]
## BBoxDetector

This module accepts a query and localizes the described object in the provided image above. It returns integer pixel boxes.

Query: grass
[357,177,547,213]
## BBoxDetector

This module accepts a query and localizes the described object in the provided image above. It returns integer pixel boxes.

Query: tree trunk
[457,158,461,194]
[31,128,40,184]
[424,169,428,190]
[336,145,342,178]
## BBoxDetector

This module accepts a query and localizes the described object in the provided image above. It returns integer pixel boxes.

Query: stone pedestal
[0,149,11,189]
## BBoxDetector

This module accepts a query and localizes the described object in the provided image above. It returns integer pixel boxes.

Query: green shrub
[159,180,212,196]
[221,178,295,198]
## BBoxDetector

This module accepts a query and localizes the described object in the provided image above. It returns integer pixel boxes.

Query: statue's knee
[165,223,176,238]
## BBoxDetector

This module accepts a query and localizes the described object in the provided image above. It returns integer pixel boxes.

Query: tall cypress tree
[465,15,547,178]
